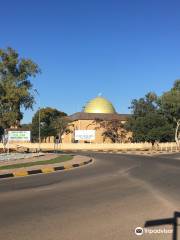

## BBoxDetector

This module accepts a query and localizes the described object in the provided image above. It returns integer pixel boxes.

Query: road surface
[0,152,180,240]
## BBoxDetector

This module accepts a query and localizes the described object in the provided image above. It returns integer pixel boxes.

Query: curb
[0,159,93,179]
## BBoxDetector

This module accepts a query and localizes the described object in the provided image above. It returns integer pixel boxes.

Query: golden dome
[83,96,116,114]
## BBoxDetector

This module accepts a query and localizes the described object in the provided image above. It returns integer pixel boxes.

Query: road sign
[8,131,31,141]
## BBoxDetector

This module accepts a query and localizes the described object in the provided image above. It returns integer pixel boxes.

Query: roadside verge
[0,155,93,179]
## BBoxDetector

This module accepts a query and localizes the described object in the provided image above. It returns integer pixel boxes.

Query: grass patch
[0,155,73,170]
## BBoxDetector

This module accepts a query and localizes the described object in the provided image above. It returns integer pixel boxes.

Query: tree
[91,119,127,143]
[130,92,158,117]
[21,123,32,130]
[0,126,4,141]
[31,107,67,142]
[125,92,174,145]
[0,47,40,129]
[159,80,180,148]
[51,116,73,143]
[126,112,174,144]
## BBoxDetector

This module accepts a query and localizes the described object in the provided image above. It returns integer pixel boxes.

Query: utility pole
[38,106,41,153]
[33,89,41,153]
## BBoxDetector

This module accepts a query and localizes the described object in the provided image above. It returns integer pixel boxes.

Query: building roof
[69,112,131,121]
[83,96,116,114]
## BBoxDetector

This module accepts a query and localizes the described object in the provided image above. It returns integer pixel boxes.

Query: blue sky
[1,0,180,123]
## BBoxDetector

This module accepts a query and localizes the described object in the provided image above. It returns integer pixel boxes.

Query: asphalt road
[0,152,180,240]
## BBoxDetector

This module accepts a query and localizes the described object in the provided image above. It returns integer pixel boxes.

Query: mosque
[61,96,131,143]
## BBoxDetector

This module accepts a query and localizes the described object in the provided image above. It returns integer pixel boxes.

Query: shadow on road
[144,211,180,240]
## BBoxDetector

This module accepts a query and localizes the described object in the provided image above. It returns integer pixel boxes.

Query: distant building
[62,96,131,143]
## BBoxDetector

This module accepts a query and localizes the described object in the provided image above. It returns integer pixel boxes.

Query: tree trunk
[58,131,62,143]
[151,140,155,150]
[175,120,180,149]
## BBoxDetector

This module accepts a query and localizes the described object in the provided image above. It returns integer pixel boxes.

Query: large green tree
[125,92,174,145]
[0,47,40,129]
[31,107,67,142]
[159,80,180,147]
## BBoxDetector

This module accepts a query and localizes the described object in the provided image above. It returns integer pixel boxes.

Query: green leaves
[31,107,67,141]
[159,80,180,123]
[0,47,40,128]
[129,92,158,117]
[126,90,174,144]
[159,80,180,147]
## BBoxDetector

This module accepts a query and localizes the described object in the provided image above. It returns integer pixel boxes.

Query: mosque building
[62,96,131,143]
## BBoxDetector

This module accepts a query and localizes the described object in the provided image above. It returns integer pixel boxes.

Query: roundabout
[0,152,180,240]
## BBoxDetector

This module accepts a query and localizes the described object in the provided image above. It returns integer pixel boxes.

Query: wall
[0,142,178,151]
[62,119,131,143]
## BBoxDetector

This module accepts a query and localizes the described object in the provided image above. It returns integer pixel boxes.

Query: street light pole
[38,106,41,153]
[33,89,41,153]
